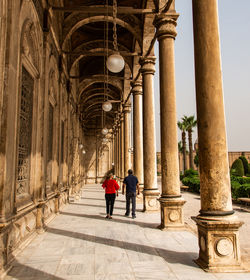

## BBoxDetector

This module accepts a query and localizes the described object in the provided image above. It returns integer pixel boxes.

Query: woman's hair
[107,173,113,180]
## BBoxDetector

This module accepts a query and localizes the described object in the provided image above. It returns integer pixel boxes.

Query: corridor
[4,185,250,280]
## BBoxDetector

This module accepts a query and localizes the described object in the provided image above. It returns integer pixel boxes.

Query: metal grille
[16,67,34,196]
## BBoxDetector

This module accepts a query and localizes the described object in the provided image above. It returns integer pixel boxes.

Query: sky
[154,0,250,152]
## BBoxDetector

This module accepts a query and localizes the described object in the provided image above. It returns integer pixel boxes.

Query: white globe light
[102,101,112,112]
[102,127,108,135]
[79,144,83,149]
[102,138,108,143]
[106,53,125,73]
[82,150,86,154]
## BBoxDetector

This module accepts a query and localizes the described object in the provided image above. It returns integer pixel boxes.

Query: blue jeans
[125,192,136,217]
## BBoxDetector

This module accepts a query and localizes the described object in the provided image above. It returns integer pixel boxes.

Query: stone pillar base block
[159,197,186,230]
[136,185,144,203]
[143,189,160,212]
[192,215,245,272]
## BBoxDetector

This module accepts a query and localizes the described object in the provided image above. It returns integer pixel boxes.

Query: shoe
[132,215,136,219]
[109,216,112,219]
[125,213,129,217]
[105,215,109,219]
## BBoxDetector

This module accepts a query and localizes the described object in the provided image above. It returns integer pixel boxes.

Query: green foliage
[184,168,198,177]
[231,181,241,199]
[231,182,250,199]
[194,150,199,168]
[239,156,249,175]
[183,115,197,133]
[182,176,200,193]
[231,159,244,177]
[231,175,250,185]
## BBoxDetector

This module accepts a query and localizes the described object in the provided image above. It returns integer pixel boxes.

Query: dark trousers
[125,192,136,217]
[105,193,116,216]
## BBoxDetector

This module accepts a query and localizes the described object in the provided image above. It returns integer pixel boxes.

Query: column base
[143,188,160,212]
[159,196,186,230]
[136,185,144,203]
[192,214,245,272]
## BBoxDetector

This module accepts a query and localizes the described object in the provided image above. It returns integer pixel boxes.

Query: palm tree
[177,121,187,171]
[183,115,197,170]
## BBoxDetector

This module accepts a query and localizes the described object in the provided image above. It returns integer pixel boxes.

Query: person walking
[122,169,140,219]
[102,173,120,219]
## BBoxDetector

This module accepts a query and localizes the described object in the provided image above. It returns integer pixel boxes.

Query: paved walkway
[4,184,250,280]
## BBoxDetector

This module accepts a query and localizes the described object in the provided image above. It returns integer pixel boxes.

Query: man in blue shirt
[122,169,139,219]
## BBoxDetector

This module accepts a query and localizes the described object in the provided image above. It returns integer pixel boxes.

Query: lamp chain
[113,0,118,51]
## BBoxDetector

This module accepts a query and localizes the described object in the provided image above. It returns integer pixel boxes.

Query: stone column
[131,81,144,195]
[116,123,121,179]
[124,105,131,175]
[140,57,160,211]
[111,134,115,170]
[192,0,243,272]
[120,116,125,184]
[154,14,186,229]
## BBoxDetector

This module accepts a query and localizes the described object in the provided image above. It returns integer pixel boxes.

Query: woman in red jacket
[102,173,120,219]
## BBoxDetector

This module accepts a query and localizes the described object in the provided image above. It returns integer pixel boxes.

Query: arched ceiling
[51,0,155,131]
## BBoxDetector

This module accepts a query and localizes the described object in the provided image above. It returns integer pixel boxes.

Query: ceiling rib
[63,51,140,57]
[51,6,155,15]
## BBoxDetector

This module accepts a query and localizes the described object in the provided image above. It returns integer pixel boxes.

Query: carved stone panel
[16,67,34,201]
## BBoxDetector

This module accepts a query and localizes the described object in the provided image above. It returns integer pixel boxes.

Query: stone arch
[19,0,43,74]
[69,43,133,74]
[78,77,123,103]
[62,15,142,51]
[15,0,43,204]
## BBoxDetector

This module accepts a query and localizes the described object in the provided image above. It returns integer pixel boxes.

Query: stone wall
[157,151,250,174]
[0,0,86,274]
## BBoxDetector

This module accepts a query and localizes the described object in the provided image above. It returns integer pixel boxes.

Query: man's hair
[128,169,133,175]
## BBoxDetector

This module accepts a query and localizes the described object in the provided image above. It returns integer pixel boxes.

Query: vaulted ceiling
[51,0,160,131]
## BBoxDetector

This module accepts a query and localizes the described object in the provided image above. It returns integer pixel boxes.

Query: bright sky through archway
[154,0,250,152]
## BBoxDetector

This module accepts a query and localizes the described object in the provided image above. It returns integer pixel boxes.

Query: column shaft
[132,82,144,186]
[154,14,185,229]
[193,0,231,214]
[117,126,121,179]
[120,118,124,182]
[140,57,159,212]
[124,106,131,175]
[192,0,243,271]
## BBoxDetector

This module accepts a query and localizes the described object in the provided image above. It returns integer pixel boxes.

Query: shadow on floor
[80,197,106,201]
[82,190,103,193]
[79,197,126,203]
[46,226,198,268]
[71,203,126,211]
[60,211,162,229]
[5,260,64,280]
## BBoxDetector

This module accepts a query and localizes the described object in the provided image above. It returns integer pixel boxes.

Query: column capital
[154,14,179,41]
[131,80,143,96]
[139,56,156,75]
[123,105,131,114]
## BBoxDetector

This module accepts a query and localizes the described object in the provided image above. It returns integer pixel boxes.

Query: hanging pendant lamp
[106,0,124,73]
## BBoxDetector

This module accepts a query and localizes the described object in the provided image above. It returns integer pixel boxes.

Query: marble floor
[4,184,250,280]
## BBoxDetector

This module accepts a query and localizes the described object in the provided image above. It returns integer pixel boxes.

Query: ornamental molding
[154,14,179,39]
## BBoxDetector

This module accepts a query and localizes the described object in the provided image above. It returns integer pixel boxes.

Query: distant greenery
[181,168,250,199]
[181,168,200,193]
[231,176,250,199]
[239,156,249,175]
[194,150,199,168]
[231,159,244,177]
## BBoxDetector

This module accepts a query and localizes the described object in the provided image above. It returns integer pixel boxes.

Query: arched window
[16,67,34,202]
